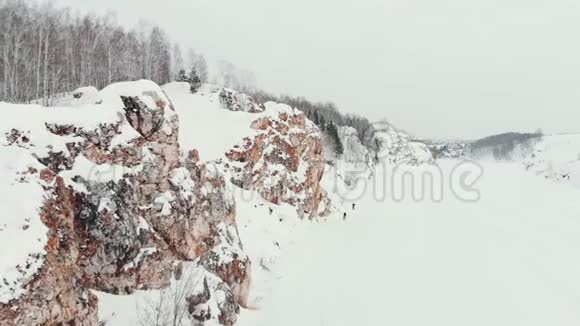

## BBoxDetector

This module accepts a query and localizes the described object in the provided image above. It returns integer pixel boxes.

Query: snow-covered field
[238,160,580,326]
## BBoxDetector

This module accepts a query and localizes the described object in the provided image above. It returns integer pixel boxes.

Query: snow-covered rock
[408,141,434,162]
[334,126,373,185]
[225,103,330,218]
[193,83,263,113]
[428,142,466,159]
[338,126,370,166]
[371,121,433,164]
[0,79,337,325]
[0,80,250,326]
[164,82,331,219]
[68,86,100,106]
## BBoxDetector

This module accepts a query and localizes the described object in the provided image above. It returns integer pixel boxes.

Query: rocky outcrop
[225,103,330,218]
[193,83,264,113]
[218,88,264,113]
[371,121,433,164]
[0,80,336,325]
[333,126,374,185]
[0,80,250,325]
[427,142,466,159]
[0,173,99,325]
[339,126,370,166]
[161,82,332,219]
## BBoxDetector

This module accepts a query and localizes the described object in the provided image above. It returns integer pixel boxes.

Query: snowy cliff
[164,82,330,219]
[371,121,433,164]
[0,80,331,325]
[338,126,370,166]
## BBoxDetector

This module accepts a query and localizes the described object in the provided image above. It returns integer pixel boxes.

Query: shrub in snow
[176,68,202,94]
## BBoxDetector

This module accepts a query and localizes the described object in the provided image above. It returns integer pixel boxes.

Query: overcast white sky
[56,0,580,139]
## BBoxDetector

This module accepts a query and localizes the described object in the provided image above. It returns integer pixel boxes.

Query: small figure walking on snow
[343,212,347,221]
[269,207,273,215]
[352,203,356,211]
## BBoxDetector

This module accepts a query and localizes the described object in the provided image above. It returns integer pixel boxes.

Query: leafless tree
[0,0,174,104]
[186,49,208,83]
[137,265,206,326]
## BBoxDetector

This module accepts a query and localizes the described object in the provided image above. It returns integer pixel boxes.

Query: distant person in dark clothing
[269,207,273,215]
[352,203,356,211]
[343,212,347,220]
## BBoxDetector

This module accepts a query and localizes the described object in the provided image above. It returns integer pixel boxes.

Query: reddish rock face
[0,81,250,326]
[226,105,331,218]
[0,176,99,326]
[0,82,331,325]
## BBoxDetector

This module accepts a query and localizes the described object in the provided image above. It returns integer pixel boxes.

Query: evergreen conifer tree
[327,122,344,155]
[187,67,202,93]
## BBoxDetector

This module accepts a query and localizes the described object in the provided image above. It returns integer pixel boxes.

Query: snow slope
[162,82,259,162]
[30,86,100,107]
[462,133,580,187]
[238,160,580,326]
[521,134,580,187]
[0,146,48,303]
[95,261,234,326]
